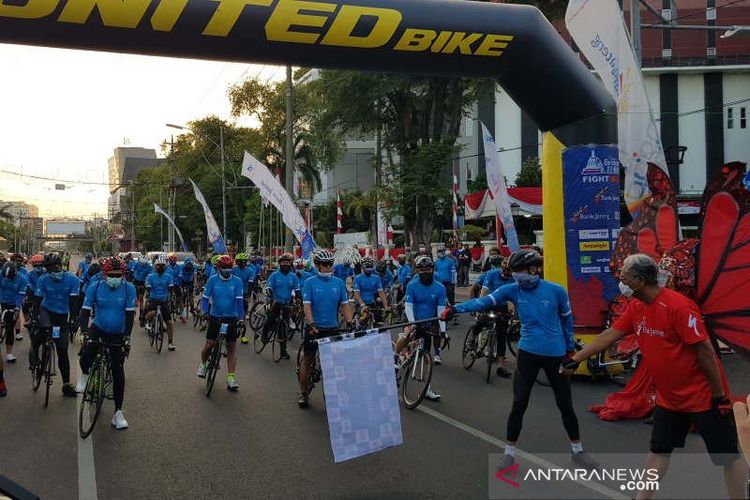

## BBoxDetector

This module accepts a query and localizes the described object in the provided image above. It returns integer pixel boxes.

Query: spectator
[482,246,501,272]
[457,244,471,287]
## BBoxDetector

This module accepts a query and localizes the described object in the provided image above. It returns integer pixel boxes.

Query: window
[465,118,474,136]
[727,107,734,129]
[741,107,747,129]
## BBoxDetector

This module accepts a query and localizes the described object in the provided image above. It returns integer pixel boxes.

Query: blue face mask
[363,268,373,275]
[106,277,123,289]
[318,272,332,279]
[512,272,540,289]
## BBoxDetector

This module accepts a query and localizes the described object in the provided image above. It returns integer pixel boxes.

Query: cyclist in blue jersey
[76,257,136,430]
[293,258,314,286]
[196,255,244,391]
[393,256,447,400]
[181,257,198,314]
[144,256,176,351]
[434,245,457,307]
[132,257,152,321]
[395,254,412,303]
[124,253,136,282]
[442,249,597,471]
[263,253,300,359]
[166,254,184,320]
[298,249,353,408]
[82,263,103,295]
[77,253,93,281]
[376,260,394,292]
[202,253,214,283]
[205,254,220,281]
[30,252,80,397]
[251,255,264,280]
[1,262,28,366]
[333,259,353,284]
[353,256,390,325]
[231,253,256,344]
[24,254,46,323]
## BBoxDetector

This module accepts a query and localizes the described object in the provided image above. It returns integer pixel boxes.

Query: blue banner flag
[189,179,227,255]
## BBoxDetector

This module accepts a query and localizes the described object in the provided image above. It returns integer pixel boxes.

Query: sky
[0,43,283,219]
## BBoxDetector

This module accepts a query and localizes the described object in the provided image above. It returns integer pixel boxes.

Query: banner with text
[481,122,520,252]
[153,203,188,252]
[318,332,403,463]
[241,152,316,258]
[189,179,227,255]
[562,145,620,328]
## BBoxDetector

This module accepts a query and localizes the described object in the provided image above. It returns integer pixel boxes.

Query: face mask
[418,272,434,286]
[437,252,446,258]
[219,268,232,279]
[156,267,165,274]
[363,267,373,275]
[50,271,64,281]
[106,277,123,289]
[419,247,426,254]
[280,265,290,274]
[618,281,635,298]
[318,271,332,279]
[512,272,540,289]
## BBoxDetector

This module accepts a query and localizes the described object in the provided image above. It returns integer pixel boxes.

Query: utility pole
[220,124,227,243]
[630,0,642,66]
[284,65,294,252]
[374,105,382,257]
[130,182,136,252]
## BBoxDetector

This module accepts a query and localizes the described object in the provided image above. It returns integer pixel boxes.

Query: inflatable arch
[0,0,617,285]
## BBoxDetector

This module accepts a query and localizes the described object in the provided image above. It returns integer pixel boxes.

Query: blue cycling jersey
[253,261,263,278]
[295,270,315,287]
[378,268,394,290]
[302,275,348,329]
[167,263,183,286]
[333,263,353,282]
[405,279,447,321]
[353,272,382,304]
[0,274,28,307]
[77,260,92,280]
[455,280,574,357]
[202,274,244,318]
[434,255,457,284]
[397,264,412,285]
[27,268,46,292]
[482,269,514,293]
[231,265,256,294]
[475,272,486,287]
[126,260,137,273]
[35,272,79,315]
[181,264,197,284]
[146,271,173,301]
[83,280,136,335]
[203,262,214,278]
[17,266,28,277]
[267,270,300,305]
[133,261,152,281]
[83,272,103,295]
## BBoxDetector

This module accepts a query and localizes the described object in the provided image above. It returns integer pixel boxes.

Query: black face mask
[418,272,434,286]
[280,265,290,274]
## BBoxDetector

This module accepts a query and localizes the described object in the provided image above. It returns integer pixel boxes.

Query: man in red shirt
[562,254,745,499]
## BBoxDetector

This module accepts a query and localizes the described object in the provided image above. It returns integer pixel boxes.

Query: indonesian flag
[387,224,394,245]
[336,190,343,234]
[452,166,459,242]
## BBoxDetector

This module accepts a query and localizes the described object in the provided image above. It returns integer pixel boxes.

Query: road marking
[77,397,98,500]
[416,405,627,500]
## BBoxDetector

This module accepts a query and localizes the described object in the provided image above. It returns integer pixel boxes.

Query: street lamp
[167,123,227,241]
[721,26,750,39]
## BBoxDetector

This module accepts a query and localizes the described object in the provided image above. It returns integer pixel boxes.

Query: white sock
[504,445,516,457]
[571,442,583,454]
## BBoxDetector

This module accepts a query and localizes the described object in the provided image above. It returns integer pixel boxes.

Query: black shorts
[650,406,740,465]
[146,300,172,320]
[206,317,239,344]
[303,327,338,356]
[133,279,146,293]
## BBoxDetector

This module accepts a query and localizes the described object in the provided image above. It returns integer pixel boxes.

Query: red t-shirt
[613,288,721,412]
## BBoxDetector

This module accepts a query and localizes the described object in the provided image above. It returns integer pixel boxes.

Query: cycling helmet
[436,246,447,255]
[278,253,293,264]
[508,249,543,271]
[489,254,504,268]
[154,256,167,266]
[87,262,101,278]
[414,255,434,271]
[313,249,334,265]
[125,253,133,261]
[210,255,221,265]
[361,256,375,268]
[11,253,23,263]
[1,261,17,279]
[235,252,248,261]
[397,254,406,263]
[293,258,305,270]
[376,261,387,273]
[84,252,93,260]
[167,253,177,263]
[30,254,44,266]
[102,257,126,275]
[217,255,234,269]
[43,252,62,269]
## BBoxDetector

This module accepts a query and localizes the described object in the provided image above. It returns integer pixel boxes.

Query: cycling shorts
[206,316,239,344]
[146,300,171,320]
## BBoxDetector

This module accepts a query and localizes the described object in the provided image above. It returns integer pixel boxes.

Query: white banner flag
[153,203,188,252]
[480,122,520,252]
[241,152,316,257]
[566,0,668,213]
[189,179,227,255]
[377,202,389,247]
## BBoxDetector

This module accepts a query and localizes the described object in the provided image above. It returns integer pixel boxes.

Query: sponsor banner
[481,122,520,252]
[319,332,403,463]
[563,145,620,328]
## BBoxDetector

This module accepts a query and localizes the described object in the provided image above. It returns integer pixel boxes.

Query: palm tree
[0,204,14,222]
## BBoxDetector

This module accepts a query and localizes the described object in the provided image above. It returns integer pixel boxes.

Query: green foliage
[0,220,17,251]
[515,157,542,187]
[462,224,487,242]
[467,174,488,193]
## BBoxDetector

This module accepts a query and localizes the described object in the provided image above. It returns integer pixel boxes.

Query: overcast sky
[0,43,282,219]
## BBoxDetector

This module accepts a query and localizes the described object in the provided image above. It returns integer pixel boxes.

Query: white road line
[416,405,627,500]
[77,397,98,500]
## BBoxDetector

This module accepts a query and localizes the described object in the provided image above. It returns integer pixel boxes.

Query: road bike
[31,325,61,407]
[295,342,323,400]
[253,302,292,362]
[146,303,166,354]
[396,326,437,410]
[204,319,230,397]
[78,339,117,439]
[461,312,501,384]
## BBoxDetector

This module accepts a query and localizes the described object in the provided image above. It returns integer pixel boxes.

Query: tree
[515,157,542,187]
[0,204,13,222]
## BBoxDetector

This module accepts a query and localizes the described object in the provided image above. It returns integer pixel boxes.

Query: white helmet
[154,256,167,265]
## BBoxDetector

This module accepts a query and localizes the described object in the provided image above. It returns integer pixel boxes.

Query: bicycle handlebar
[315,316,441,344]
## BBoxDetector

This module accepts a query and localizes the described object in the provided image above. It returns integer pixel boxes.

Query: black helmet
[313,249,334,265]
[361,256,375,268]
[87,262,101,278]
[1,261,17,280]
[397,254,406,263]
[508,249,542,271]
[43,252,62,270]
[376,261,387,273]
[489,254,504,267]
[414,255,434,271]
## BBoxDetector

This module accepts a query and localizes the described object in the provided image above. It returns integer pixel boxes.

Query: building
[0,201,39,225]
[107,147,164,219]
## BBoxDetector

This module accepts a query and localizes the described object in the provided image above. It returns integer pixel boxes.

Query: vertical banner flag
[153,203,189,252]
[241,152,317,258]
[377,203,389,247]
[293,168,300,199]
[337,191,343,234]
[189,179,227,255]
[566,0,668,214]
[562,145,620,327]
[452,166,460,243]
[480,122,520,252]
[318,332,403,463]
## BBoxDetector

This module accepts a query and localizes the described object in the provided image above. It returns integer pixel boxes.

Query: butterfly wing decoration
[696,162,750,360]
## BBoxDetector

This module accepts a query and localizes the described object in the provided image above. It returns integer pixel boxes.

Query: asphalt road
[1,279,749,499]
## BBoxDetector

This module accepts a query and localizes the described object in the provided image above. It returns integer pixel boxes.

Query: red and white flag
[336,190,343,234]
[452,166,459,242]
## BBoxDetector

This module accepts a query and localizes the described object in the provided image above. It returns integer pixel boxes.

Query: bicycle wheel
[148,320,156,347]
[272,320,285,363]
[155,314,164,354]
[205,342,221,397]
[485,334,496,384]
[249,303,267,331]
[31,349,43,392]
[506,320,521,359]
[401,349,433,410]
[461,327,478,369]
[43,343,53,408]
[79,360,104,439]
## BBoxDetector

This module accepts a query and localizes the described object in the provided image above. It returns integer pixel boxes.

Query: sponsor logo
[578,229,609,240]
[581,266,601,274]
[569,206,589,224]
[581,151,604,175]
[579,241,610,252]
[635,318,665,337]
[580,256,592,264]
[688,314,701,336]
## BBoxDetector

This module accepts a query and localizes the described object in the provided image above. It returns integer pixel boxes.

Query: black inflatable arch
[0,0,615,143]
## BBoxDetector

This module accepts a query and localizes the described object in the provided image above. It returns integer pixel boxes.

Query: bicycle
[253,302,291,362]
[0,305,16,345]
[78,339,116,439]
[204,319,230,397]
[295,341,323,400]
[249,297,271,333]
[396,327,437,410]
[31,326,61,408]
[576,338,641,387]
[146,303,166,354]
[461,311,501,384]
